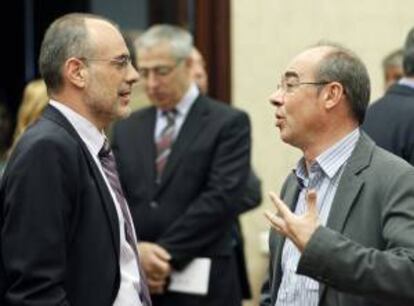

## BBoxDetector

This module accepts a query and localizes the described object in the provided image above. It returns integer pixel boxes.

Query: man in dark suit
[362,27,414,165]
[112,25,251,306]
[0,13,151,306]
[189,46,261,301]
[261,43,414,306]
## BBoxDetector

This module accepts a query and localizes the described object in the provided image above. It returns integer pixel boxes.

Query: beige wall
[231,1,414,305]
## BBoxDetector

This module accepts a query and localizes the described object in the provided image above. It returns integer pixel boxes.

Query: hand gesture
[264,189,320,252]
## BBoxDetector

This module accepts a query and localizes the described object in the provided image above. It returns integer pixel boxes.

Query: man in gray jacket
[261,43,414,306]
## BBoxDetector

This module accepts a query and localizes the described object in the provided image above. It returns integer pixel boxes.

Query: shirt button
[149,201,159,208]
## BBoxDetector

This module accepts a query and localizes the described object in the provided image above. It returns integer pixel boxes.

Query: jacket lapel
[156,96,207,194]
[270,174,301,303]
[43,105,121,258]
[319,132,374,299]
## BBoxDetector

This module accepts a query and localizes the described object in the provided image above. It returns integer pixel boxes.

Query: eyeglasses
[276,78,330,93]
[80,55,132,69]
[137,59,183,79]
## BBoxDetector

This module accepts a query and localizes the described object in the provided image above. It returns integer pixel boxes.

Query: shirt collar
[49,99,106,157]
[294,128,360,181]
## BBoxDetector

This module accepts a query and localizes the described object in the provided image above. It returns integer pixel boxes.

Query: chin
[116,106,131,119]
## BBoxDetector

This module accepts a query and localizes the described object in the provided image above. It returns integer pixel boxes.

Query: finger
[152,244,172,261]
[150,256,171,275]
[305,189,318,214]
[268,192,291,218]
[264,210,284,232]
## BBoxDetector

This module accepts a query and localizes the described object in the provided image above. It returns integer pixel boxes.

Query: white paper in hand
[168,258,211,295]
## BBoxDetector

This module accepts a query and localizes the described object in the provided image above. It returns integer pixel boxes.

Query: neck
[51,92,107,130]
[302,122,358,167]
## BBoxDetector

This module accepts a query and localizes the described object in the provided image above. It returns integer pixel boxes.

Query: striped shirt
[275,128,360,306]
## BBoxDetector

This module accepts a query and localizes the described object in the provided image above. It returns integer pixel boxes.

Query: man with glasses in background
[260,43,414,306]
[112,24,251,306]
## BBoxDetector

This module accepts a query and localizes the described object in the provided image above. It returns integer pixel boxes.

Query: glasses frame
[79,55,132,69]
[277,78,331,94]
[137,58,184,79]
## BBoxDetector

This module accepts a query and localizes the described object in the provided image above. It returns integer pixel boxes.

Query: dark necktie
[156,110,177,180]
[99,140,152,306]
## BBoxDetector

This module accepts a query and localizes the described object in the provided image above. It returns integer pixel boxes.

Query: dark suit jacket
[112,95,251,306]
[0,105,122,306]
[261,133,414,306]
[362,83,414,165]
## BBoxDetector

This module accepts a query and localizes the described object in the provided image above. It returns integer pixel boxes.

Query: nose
[126,63,139,85]
[269,88,283,107]
[146,71,160,90]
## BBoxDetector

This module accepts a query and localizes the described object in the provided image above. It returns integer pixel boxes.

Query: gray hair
[313,42,371,124]
[403,27,414,77]
[38,13,116,94]
[136,24,193,60]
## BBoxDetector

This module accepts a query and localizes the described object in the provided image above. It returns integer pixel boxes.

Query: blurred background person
[382,48,404,90]
[10,79,48,153]
[112,24,251,306]
[189,45,262,302]
[363,27,414,165]
[190,47,208,95]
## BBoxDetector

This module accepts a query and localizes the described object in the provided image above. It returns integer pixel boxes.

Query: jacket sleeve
[297,167,414,305]
[1,137,76,306]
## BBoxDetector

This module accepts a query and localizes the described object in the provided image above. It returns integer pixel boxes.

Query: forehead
[138,42,176,66]
[283,47,331,79]
[86,18,128,57]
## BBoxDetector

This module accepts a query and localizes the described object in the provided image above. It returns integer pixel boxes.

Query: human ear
[324,82,343,109]
[64,57,87,89]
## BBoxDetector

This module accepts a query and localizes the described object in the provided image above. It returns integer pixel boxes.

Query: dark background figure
[362,27,414,165]
[0,91,12,174]
[112,24,251,306]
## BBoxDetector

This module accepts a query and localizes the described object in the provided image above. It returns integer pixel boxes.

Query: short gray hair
[38,13,116,94]
[136,24,193,60]
[313,43,371,124]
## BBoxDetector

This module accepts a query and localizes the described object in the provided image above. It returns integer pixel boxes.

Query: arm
[298,168,414,304]
[158,111,251,259]
[1,137,75,305]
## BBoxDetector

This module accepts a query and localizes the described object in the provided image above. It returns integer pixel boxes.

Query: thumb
[306,189,318,215]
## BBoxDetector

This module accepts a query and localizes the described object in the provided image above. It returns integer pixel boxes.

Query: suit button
[149,201,159,208]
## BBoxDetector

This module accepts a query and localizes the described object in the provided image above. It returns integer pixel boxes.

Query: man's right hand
[138,242,172,294]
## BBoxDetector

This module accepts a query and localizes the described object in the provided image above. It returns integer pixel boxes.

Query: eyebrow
[284,71,299,78]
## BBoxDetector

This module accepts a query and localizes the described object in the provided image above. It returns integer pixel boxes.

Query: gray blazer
[261,132,414,306]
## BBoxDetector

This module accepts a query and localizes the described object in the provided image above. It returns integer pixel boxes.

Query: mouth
[275,114,285,127]
[118,90,131,105]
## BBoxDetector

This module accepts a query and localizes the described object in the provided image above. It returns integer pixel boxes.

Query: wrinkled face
[137,43,192,110]
[83,19,139,126]
[268,47,330,149]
